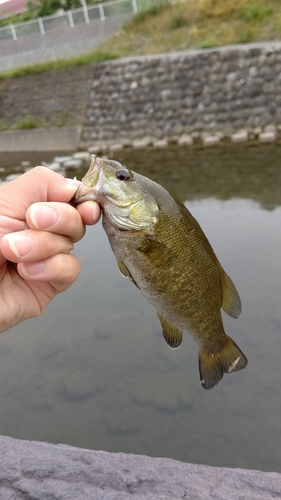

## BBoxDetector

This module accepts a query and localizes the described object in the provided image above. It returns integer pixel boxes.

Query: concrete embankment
[1,435,280,499]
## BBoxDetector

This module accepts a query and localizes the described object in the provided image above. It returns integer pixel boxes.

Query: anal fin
[157,312,183,349]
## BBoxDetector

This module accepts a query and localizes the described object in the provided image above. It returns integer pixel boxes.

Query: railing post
[38,17,45,34]
[67,10,74,27]
[132,0,138,13]
[10,24,17,40]
[98,3,105,21]
[80,0,90,24]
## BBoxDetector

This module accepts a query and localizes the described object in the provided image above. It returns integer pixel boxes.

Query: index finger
[0,167,79,220]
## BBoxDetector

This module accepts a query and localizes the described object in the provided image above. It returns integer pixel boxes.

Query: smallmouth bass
[75,155,247,389]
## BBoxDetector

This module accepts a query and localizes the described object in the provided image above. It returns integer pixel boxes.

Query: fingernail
[20,261,44,276]
[66,178,81,188]
[8,234,33,258]
[30,205,58,229]
[93,203,101,223]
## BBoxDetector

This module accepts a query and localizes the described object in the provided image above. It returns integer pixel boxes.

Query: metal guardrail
[0,0,157,42]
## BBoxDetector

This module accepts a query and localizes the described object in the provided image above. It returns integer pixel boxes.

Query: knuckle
[57,254,81,283]
[33,165,53,180]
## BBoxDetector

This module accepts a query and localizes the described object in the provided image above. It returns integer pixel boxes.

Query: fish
[74,155,248,390]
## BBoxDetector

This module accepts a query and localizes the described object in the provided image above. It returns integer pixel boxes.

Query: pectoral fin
[137,236,174,268]
[157,312,183,349]
[117,261,140,289]
[218,263,241,318]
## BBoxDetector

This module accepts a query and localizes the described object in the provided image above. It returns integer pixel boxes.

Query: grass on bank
[0,50,120,80]
[0,0,281,80]
[105,0,281,54]
[0,114,41,130]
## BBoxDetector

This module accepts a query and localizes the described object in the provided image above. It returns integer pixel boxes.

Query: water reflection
[117,144,281,209]
[0,145,280,473]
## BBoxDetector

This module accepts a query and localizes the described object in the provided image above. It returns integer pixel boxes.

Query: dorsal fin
[218,263,241,318]
[157,312,183,349]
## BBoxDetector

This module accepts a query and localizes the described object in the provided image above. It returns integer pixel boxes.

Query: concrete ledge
[0,435,280,499]
[0,126,81,152]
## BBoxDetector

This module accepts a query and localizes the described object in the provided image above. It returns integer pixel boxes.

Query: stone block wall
[81,43,281,147]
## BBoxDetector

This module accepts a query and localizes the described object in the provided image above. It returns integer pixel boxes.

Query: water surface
[0,145,280,472]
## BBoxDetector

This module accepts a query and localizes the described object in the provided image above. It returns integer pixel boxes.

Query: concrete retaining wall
[81,42,281,149]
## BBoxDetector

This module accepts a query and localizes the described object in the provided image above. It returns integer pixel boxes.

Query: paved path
[0,15,132,72]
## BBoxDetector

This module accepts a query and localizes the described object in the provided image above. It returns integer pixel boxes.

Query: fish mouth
[73,183,98,204]
[82,155,101,187]
[74,183,143,208]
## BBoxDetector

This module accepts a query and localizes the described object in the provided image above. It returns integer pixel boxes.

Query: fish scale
[75,155,248,390]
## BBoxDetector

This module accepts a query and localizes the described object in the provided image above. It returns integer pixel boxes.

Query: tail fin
[199,336,248,390]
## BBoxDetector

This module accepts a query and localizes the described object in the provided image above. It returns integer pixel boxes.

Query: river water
[0,144,280,472]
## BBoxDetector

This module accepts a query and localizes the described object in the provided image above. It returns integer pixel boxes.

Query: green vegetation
[101,0,281,56]
[26,0,81,18]
[0,50,119,80]
[0,116,41,131]
[131,1,169,24]
[242,5,273,22]
[0,0,281,80]
[13,115,37,129]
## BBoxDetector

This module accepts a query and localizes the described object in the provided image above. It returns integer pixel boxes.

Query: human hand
[0,166,100,332]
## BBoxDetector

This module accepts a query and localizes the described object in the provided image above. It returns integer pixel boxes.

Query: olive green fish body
[103,175,222,341]
[75,156,247,389]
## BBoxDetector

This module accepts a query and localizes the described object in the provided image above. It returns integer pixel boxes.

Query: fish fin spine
[199,335,247,390]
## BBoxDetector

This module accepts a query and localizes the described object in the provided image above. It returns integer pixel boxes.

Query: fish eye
[116,169,131,181]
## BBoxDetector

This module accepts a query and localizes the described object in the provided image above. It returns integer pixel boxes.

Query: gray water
[0,144,281,472]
